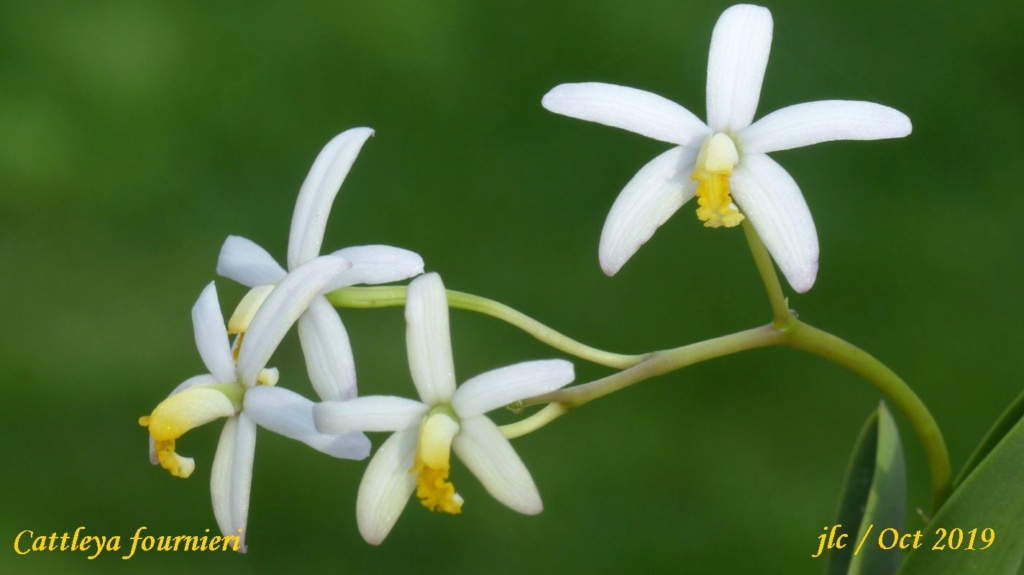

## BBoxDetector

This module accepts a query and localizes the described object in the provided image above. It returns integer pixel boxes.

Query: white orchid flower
[542,4,912,292]
[140,258,371,552]
[217,127,424,402]
[313,273,575,545]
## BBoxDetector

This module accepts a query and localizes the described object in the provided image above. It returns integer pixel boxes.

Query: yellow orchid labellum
[692,133,744,228]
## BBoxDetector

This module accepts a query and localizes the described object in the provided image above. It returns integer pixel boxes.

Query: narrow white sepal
[237,256,351,387]
[740,100,913,154]
[542,82,711,147]
[298,298,358,401]
[244,386,371,460]
[405,273,457,405]
[599,146,699,276]
[452,416,542,515]
[191,283,236,384]
[288,128,375,269]
[356,428,418,545]
[216,236,287,287]
[452,360,575,419]
[314,396,428,436]
[706,4,773,133]
[327,245,425,289]
[210,414,256,553]
[731,154,819,293]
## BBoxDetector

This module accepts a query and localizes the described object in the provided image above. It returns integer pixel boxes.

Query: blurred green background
[2,0,1022,573]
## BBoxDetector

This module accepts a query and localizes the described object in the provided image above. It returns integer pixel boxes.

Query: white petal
[405,273,456,405]
[599,146,699,276]
[741,100,913,154]
[237,255,351,387]
[452,360,575,418]
[706,5,773,133]
[287,128,375,268]
[452,416,542,514]
[191,283,236,384]
[244,386,371,460]
[542,82,711,147]
[210,414,256,553]
[298,298,357,401]
[731,154,818,293]
[216,236,287,287]
[314,396,428,435]
[327,245,425,289]
[356,428,418,545]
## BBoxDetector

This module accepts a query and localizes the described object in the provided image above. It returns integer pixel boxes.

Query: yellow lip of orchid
[692,132,744,228]
[228,285,278,336]
[411,409,464,514]
[140,384,243,478]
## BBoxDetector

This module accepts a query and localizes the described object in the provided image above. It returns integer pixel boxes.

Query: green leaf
[956,387,1024,488]
[898,404,1024,575]
[825,402,906,575]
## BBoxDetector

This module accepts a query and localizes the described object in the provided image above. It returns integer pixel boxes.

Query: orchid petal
[542,82,711,147]
[356,428,418,545]
[314,396,428,435]
[237,255,351,387]
[244,386,371,460]
[210,414,256,553]
[405,273,457,405]
[287,128,375,268]
[327,245,425,289]
[216,236,287,287]
[599,146,699,276]
[298,298,357,401]
[452,360,575,418]
[731,153,818,293]
[741,100,913,154]
[453,416,542,515]
[191,283,236,384]
[706,4,773,132]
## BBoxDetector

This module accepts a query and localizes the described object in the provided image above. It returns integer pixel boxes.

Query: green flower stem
[784,321,951,510]
[501,325,784,437]
[502,318,951,511]
[499,403,568,440]
[740,223,950,510]
[326,286,647,370]
[742,220,791,329]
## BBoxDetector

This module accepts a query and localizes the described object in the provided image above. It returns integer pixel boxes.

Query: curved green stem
[739,223,950,510]
[501,325,784,438]
[785,322,951,510]
[742,220,791,329]
[327,286,647,370]
[502,318,951,511]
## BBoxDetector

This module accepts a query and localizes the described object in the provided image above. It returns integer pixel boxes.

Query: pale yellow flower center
[227,284,277,362]
[228,285,277,336]
[411,410,464,514]
[139,384,243,478]
[691,132,744,228]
